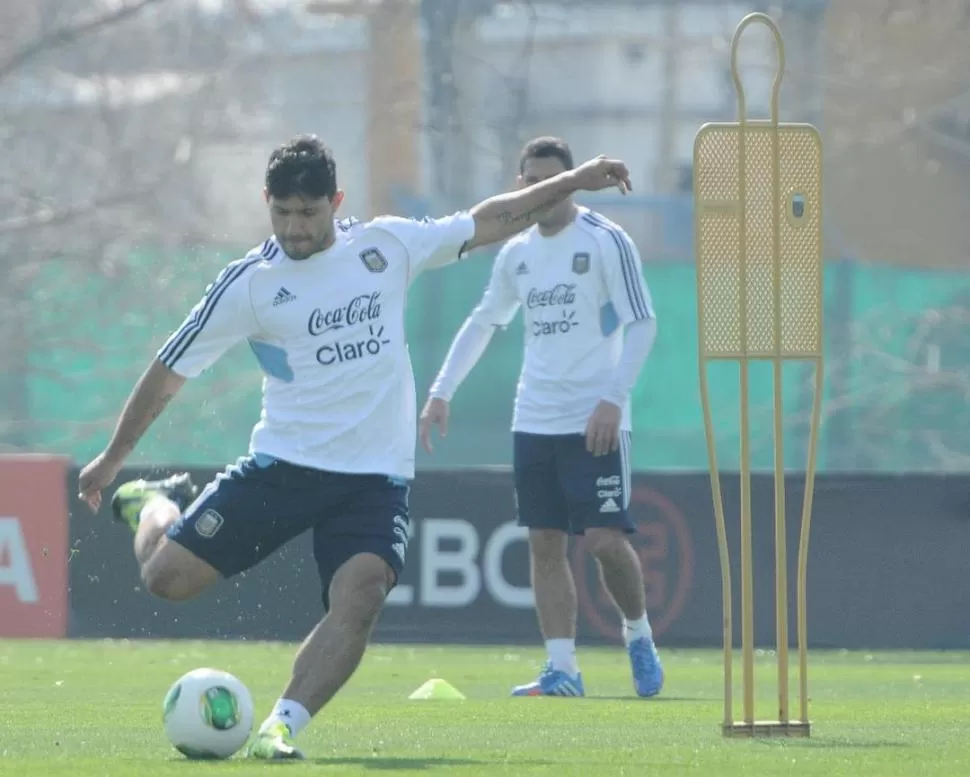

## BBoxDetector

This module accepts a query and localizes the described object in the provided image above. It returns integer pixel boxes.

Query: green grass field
[1,640,968,776]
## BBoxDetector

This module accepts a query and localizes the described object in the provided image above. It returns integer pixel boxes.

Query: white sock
[263,698,311,737]
[545,638,580,676]
[623,613,653,646]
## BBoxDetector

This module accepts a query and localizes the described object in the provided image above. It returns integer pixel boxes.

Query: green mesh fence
[20,244,970,473]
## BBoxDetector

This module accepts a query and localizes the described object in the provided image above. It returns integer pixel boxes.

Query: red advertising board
[0,455,69,638]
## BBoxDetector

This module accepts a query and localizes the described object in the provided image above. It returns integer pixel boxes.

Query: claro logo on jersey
[308,291,390,366]
[527,283,579,336]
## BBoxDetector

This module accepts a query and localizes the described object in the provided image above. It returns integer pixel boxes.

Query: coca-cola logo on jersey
[307,292,382,336]
[526,284,576,309]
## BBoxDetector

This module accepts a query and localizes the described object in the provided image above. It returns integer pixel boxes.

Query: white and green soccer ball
[162,668,254,759]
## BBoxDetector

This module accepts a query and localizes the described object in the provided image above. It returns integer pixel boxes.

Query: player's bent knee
[585,526,629,558]
[141,562,196,601]
[141,539,219,602]
[528,528,568,563]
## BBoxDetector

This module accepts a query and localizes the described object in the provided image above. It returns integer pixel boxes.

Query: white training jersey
[157,212,475,480]
[468,207,655,435]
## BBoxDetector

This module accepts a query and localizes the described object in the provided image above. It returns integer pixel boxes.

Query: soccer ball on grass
[162,668,254,759]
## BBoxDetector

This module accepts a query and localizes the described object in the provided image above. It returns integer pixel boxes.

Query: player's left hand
[78,451,124,512]
[585,400,622,457]
[570,155,633,195]
[419,396,450,454]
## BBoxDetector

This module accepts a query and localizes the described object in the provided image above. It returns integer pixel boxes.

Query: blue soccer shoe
[511,662,585,697]
[628,636,664,697]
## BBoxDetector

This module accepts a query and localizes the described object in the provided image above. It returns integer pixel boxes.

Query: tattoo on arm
[107,385,179,461]
[495,196,563,227]
[152,392,176,420]
[468,172,576,249]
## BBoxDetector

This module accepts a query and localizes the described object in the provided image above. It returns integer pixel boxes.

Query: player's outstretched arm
[464,155,632,251]
[78,359,185,511]
[103,359,185,463]
[78,255,259,511]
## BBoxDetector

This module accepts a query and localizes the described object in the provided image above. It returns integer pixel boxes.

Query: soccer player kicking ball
[77,135,634,759]
[419,136,663,699]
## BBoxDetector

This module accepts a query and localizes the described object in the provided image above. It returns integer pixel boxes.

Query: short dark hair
[265,135,338,200]
[518,136,573,174]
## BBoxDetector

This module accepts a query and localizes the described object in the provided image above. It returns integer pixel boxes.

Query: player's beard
[285,229,332,261]
[283,240,313,260]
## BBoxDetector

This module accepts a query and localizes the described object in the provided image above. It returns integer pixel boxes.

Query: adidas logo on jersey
[273,287,296,307]
[599,497,620,514]
[515,261,529,275]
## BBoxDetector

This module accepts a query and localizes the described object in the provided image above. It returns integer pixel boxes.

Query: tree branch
[0,0,167,82]
[0,185,161,235]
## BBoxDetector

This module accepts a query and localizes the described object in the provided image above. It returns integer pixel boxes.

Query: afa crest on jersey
[359,247,388,273]
[571,252,590,275]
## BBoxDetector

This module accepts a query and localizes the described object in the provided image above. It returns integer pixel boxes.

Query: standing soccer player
[77,136,634,758]
[419,136,662,698]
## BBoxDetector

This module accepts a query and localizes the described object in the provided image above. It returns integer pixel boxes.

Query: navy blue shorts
[513,431,635,535]
[166,454,410,610]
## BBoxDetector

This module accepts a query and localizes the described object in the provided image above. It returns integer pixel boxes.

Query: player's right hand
[419,397,450,454]
[78,451,124,513]
[571,155,633,195]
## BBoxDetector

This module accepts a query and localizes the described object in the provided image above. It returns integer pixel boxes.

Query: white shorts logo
[392,515,411,563]
[195,509,224,538]
[596,475,623,502]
